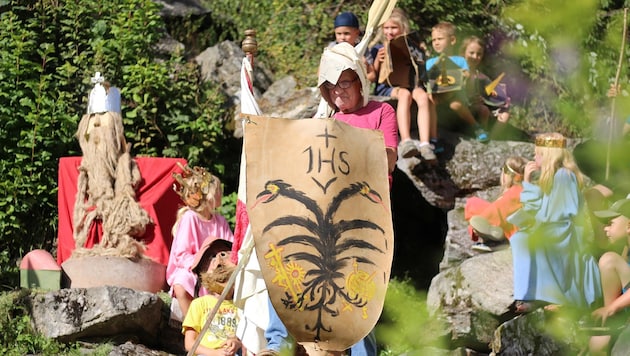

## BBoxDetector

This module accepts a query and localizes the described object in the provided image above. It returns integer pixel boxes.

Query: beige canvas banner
[243,115,394,351]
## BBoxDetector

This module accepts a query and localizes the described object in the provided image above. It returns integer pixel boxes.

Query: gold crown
[535,134,566,148]
[172,163,217,208]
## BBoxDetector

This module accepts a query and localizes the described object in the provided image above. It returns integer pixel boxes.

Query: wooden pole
[187,30,258,356]
[606,8,628,181]
[242,29,258,67]
[186,235,255,356]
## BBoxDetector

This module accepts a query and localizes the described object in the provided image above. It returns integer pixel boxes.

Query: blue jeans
[265,298,377,355]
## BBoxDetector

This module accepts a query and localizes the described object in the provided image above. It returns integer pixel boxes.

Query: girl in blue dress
[508,132,602,312]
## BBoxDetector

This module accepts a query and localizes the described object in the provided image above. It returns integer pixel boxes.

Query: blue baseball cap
[334,12,359,29]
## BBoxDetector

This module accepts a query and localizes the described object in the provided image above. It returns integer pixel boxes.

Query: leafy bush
[0,0,238,288]
[0,290,66,354]
[376,278,447,355]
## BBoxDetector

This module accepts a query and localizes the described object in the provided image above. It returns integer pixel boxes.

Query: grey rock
[427,249,514,348]
[491,309,581,355]
[109,341,178,355]
[611,325,630,356]
[397,137,534,210]
[29,286,163,345]
[196,40,273,101]
[155,0,207,17]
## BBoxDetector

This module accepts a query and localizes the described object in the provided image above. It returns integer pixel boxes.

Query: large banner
[244,115,394,351]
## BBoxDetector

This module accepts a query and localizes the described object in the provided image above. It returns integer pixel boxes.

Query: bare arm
[386,147,397,173]
[184,329,223,356]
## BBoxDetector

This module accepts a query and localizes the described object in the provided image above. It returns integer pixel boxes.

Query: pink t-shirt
[166,209,234,297]
[333,101,397,186]
[333,101,398,150]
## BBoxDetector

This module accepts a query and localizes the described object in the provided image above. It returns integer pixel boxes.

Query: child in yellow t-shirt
[182,237,241,355]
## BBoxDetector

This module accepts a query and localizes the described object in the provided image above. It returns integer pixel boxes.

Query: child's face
[383,19,402,41]
[534,150,543,168]
[335,26,361,45]
[464,41,484,69]
[431,29,455,54]
[603,215,630,245]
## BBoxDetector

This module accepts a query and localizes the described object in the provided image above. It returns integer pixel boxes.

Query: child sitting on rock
[167,165,234,320]
[182,236,241,356]
[464,155,527,252]
[588,198,630,356]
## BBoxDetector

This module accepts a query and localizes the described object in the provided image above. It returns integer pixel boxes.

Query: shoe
[400,140,420,158]
[469,216,504,242]
[472,242,492,252]
[419,144,437,161]
[430,138,444,153]
[475,127,489,143]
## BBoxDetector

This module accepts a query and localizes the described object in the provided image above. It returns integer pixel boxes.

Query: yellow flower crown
[535,134,566,148]
[172,163,217,208]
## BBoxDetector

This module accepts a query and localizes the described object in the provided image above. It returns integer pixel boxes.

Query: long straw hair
[535,133,584,194]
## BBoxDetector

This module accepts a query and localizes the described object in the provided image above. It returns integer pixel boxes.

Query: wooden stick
[606,8,628,181]
[242,29,258,68]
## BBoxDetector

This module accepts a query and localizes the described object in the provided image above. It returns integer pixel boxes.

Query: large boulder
[427,249,514,350]
[195,40,273,103]
[491,309,581,355]
[28,287,165,345]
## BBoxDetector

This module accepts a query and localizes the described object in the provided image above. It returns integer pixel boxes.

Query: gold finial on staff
[242,29,258,66]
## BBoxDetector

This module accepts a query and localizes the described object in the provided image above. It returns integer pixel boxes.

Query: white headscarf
[317,42,370,110]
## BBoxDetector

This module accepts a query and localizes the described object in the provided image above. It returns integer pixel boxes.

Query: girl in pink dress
[167,165,234,319]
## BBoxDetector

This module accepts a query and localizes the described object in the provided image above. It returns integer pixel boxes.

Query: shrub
[0,0,237,288]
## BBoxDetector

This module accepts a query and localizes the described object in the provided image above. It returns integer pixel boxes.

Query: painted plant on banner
[245,116,394,350]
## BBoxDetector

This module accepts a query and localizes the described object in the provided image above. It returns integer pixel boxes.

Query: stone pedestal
[62,256,166,293]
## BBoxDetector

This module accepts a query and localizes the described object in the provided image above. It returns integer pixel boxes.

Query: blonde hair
[370,8,410,46]
[501,156,527,189]
[171,170,223,237]
[387,8,411,35]
[535,133,584,194]
[432,21,457,37]
[460,35,485,57]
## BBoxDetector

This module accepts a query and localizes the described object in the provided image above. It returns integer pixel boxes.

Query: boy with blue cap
[332,12,361,47]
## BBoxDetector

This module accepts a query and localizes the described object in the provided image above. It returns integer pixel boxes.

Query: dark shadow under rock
[390,167,448,291]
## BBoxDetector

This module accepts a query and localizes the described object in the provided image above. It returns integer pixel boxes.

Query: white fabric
[234,227,269,353]
[318,42,370,109]
[233,57,268,354]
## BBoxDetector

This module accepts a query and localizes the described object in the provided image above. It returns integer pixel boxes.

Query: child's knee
[396,88,411,100]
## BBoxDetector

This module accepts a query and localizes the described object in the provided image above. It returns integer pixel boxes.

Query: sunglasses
[323,77,359,90]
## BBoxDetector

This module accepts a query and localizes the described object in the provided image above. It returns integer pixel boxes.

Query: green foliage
[502,0,628,135]
[0,0,238,289]
[0,290,73,355]
[218,191,238,228]
[201,1,370,85]
[376,278,447,355]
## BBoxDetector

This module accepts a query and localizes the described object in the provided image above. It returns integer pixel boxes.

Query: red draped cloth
[57,156,187,266]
